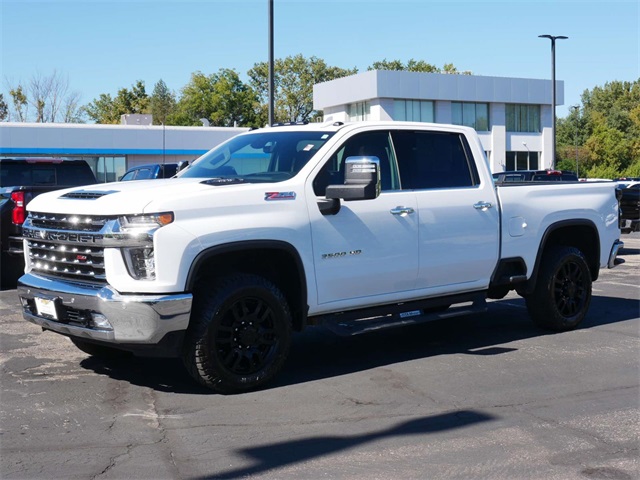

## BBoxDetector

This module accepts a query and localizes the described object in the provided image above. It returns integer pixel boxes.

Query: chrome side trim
[18,273,192,344]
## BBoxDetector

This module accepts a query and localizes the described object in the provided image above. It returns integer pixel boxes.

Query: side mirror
[325,156,381,201]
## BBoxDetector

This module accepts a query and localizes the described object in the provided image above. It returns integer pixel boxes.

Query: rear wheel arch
[524,220,600,295]
[186,240,308,331]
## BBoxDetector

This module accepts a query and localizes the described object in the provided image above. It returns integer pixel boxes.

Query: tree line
[556,80,640,178]
[1,56,638,177]
[1,56,464,127]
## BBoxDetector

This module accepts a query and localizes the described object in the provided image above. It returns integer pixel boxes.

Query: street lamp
[570,105,580,177]
[268,0,275,126]
[539,34,568,170]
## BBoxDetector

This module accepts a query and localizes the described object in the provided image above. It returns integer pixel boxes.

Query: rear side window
[391,130,478,189]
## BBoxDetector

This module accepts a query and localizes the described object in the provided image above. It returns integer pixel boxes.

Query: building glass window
[451,102,489,131]
[393,100,434,122]
[348,102,370,121]
[505,151,539,170]
[506,104,540,132]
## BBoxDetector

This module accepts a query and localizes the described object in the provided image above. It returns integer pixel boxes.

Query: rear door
[391,129,500,291]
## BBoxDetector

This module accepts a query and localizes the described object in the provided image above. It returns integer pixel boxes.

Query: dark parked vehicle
[0,158,97,289]
[618,183,640,233]
[493,169,579,183]
[119,161,188,181]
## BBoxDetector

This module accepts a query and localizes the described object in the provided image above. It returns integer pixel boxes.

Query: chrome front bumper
[17,273,192,345]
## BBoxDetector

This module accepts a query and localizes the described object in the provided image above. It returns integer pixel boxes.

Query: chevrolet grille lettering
[23,229,103,243]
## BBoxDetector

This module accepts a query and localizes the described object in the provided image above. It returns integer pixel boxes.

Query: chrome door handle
[473,202,493,211]
[390,206,415,216]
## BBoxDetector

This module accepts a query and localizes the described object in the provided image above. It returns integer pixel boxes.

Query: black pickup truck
[618,182,640,233]
[492,169,579,183]
[0,158,97,289]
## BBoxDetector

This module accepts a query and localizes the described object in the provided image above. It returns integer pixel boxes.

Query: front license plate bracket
[34,296,59,320]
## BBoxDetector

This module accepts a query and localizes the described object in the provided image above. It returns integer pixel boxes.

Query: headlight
[118,212,174,233]
[118,212,173,280]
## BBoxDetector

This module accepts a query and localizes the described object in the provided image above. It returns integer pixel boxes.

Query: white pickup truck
[17,121,624,394]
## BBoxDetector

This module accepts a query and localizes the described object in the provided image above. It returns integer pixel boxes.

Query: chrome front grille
[24,212,116,284]
[27,239,106,282]
[29,212,110,232]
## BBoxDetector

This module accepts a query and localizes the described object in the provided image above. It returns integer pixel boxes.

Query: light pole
[570,105,579,177]
[539,34,568,170]
[268,0,274,127]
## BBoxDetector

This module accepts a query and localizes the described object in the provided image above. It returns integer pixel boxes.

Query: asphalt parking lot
[1,234,639,480]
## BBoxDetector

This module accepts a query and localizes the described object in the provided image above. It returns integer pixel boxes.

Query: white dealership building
[1,71,562,181]
[313,70,563,174]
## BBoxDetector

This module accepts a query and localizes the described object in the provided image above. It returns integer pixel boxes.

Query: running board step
[320,294,488,337]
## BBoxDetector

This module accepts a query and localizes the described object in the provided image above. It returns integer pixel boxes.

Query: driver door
[307,130,420,307]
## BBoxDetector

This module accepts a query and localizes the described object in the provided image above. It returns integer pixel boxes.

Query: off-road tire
[526,246,592,331]
[182,273,292,394]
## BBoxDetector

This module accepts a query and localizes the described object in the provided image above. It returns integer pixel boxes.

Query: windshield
[181,130,335,183]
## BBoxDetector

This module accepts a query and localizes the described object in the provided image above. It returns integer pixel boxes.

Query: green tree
[556,79,640,178]
[84,80,150,124]
[0,93,8,121]
[170,69,259,127]
[9,85,28,122]
[248,54,357,124]
[585,112,630,172]
[367,58,471,75]
[149,79,176,125]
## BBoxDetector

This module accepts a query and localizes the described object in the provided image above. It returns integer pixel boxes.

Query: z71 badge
[264,192,296,201]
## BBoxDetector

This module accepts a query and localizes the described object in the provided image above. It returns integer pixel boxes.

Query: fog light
[91,313,113,330]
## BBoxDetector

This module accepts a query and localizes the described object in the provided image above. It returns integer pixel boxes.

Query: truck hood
[25,178,239,215]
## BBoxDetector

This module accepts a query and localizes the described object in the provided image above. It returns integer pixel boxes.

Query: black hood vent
[60,189,119,200]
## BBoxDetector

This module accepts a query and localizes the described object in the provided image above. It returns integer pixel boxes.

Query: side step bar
[313,292,488,336]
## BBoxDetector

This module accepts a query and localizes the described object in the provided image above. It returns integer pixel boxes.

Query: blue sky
[1,0,638,119]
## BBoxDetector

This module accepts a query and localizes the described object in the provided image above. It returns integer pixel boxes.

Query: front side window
[506,104,540,132]
[182,130,335,183]
[451,102,489,131]
[313,130,399,195]
[391,130,478,189]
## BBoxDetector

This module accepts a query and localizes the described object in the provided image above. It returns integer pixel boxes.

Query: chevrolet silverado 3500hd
[17,121,623,393]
